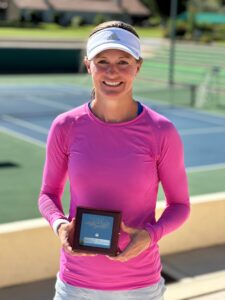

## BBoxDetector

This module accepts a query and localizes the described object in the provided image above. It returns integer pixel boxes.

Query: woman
[38,20,190,300]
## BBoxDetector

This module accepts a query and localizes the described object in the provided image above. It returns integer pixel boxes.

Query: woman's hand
[57,219,96,257]
[109,222,151,262]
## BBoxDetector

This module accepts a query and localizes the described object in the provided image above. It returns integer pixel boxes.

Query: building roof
[13,0,49,10]
[48,0,150,16]
[0,0,8,10]
[12,0,150,17]
[122,0,150,16]
[47,0,121,14]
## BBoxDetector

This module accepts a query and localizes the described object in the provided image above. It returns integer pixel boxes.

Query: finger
[63,242,73,254]
[114,246,135,262]
[67,218,76,245]
[71,251,97,257]
[121,222,137,235]
[107,254,130,262]
[106,248,122,260]
[62,242,97,256]
[61,218,74,231]
[67,218,75,231]
[111,252,131,262]
[108,242,134,262]
[113,233,149,262]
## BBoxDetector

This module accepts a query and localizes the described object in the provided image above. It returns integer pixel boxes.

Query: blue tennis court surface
[0,84,225,171]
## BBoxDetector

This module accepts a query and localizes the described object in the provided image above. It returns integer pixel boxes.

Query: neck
[90,97,138,123]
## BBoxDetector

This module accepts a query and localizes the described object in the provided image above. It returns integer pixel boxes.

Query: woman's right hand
[57,218,75,254]
[57,218,96,256]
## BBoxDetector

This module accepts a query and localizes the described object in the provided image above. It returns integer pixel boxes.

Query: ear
[136,58,143,75]
[134,58,143,77]
[83,56,92,74]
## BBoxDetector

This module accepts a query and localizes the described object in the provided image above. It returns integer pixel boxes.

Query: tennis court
[138,40,225,110]
[0,75,225,224]
[0,40,225,223]
[1,82,225,168]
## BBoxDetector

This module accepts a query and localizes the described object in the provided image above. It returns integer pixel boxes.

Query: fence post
[190,84,197,107]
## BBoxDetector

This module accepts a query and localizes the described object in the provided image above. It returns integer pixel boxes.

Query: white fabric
[87,27,141,60]
[53,219,69,235]
[53,274,166,300]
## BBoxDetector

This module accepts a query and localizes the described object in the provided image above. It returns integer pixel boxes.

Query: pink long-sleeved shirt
[39,102,190,290]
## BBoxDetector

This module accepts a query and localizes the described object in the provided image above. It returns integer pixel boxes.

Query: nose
[106,64,117,74]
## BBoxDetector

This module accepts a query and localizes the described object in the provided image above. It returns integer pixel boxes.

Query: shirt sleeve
[53,219,70,235]
[145,122,190,244]
[38,117,69,228]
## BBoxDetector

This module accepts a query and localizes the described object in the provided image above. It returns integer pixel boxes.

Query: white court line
[179,126,225,136]
[186,163,225,173]
[24,95,73,110]
[50,84,91,94]
[0,125,45,148]
[2,115,49,134]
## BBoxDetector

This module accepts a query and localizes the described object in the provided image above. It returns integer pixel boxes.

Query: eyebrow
[95,55,131,59]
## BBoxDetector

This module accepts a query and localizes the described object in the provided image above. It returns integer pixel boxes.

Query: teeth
[104,81,121,86]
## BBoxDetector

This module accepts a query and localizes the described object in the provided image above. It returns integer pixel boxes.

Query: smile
[103,81,122,87]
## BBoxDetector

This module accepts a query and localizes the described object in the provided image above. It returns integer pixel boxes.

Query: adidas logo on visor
[106,33,120,41]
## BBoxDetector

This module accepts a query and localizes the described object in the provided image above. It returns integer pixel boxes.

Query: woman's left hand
[109,222,151,262]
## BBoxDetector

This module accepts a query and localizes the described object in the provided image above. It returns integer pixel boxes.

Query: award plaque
[73,207,122,256]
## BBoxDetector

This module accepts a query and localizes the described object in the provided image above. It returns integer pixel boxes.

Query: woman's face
[84,49,142,100]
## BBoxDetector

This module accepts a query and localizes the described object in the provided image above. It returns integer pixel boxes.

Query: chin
[102,89,125,98]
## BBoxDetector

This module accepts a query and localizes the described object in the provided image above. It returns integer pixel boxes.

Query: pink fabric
[39,103,190,290]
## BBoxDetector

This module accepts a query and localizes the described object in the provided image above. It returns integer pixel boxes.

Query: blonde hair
[89,20,139,39]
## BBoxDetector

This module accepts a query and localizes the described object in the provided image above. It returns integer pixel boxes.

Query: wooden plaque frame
[73,207,122,256]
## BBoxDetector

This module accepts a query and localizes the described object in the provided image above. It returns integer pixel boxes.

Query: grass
[0,24,92,39]
[0,23,164,39]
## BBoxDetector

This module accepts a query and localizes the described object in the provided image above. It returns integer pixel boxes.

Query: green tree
[187,0,222,12]
[186,0,224,41]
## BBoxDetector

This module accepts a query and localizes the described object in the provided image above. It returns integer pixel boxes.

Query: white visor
[87,27,141,60]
